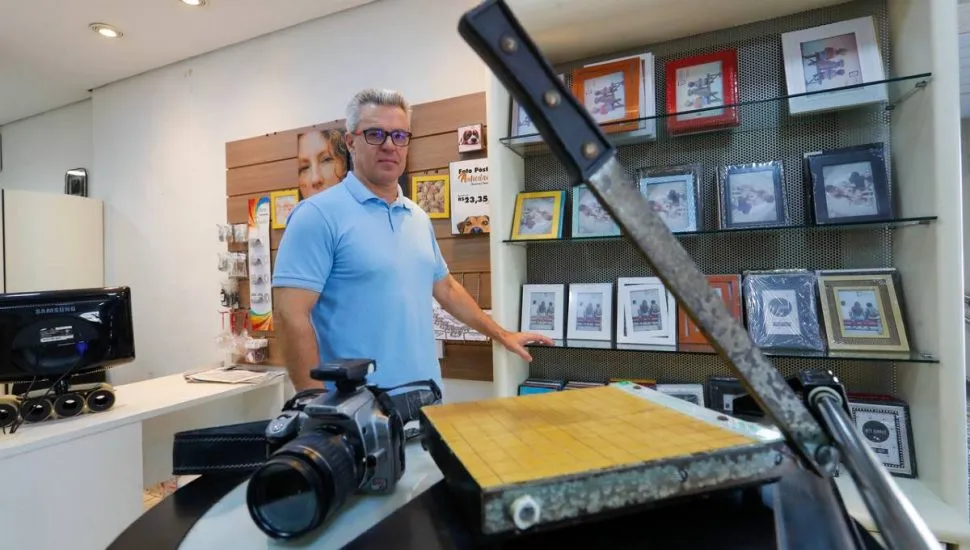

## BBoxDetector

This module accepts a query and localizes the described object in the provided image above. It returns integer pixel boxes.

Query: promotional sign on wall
[248,196,273,331]
[448,158,490,235]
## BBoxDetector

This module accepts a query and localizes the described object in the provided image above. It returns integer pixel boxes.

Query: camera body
[247,359,406,539]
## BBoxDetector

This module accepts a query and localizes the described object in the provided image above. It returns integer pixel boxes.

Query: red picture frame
[664,49,740,135]
[677,274,743,349]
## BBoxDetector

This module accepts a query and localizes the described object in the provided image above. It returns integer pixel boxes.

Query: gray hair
[345,89,412,133]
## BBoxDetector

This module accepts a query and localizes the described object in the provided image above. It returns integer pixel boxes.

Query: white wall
[0,100,92,194]
[91,0,487,386]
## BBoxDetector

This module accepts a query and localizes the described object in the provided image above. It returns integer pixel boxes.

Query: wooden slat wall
[224,92,493,381]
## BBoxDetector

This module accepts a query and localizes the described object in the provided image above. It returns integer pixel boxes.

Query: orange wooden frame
[571,57,641,134]
[678,274,743,347]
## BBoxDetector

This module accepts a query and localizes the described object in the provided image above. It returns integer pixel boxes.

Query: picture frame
[520,284,565,340]
[616,277,676,345]
[718,161,789,229]
[510,191,565,241]
[707,376,747,415]
[656,383,706,407]
[567,283,613,341]
[849,398,916,478]
[584,52,657,139]
[664,49,740,135]
[571,57,642,134]
[805,142,893,224]
[410,174,450,220]
[678,274,742,347]
[743,270,825,351]
[637,164,702,233]
[781,16,888,115]
[457,124,484,153]
[571,183,621,238]
[269,189,300,230]
[816,269,910,352]
[508,73,565,144]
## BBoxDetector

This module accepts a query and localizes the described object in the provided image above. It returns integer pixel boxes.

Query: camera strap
[368,379,442,425]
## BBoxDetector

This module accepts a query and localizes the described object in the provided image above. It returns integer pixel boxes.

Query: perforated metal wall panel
[522,0,899,395]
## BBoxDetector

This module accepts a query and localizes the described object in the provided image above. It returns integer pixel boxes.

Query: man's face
[346,105,409,187]
[298,130,348,199]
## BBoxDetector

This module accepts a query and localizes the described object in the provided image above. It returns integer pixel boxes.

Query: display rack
[485,0,967,544]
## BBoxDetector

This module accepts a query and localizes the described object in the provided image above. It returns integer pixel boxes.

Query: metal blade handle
[457,0,836,478]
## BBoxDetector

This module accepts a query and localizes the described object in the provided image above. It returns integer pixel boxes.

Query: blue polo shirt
[271,172,448,391]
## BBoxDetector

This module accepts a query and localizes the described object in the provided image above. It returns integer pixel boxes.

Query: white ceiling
[0,0,378,126]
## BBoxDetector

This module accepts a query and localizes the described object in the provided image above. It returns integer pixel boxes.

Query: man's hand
[497,331,555,362]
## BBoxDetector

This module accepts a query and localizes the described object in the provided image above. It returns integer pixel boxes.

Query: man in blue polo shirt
[272,88,553,392]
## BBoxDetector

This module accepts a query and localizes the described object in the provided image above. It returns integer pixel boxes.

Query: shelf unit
[486,0,968,544]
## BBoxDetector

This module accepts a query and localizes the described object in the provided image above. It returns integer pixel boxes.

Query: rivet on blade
[500,35,518,53]
[543,90,560,107]
[582,142,599,159]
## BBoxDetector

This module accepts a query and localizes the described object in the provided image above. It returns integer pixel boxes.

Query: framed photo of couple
[566,283,613,341]
[718,161,789,229]
[805,143,893,224]
[520,284,565,340]
[638,163,702,233]
[781,16,887,115]
[816,268,910,352]
[576,52,657,138]
[616,277,676,346]
[665,49,740,135]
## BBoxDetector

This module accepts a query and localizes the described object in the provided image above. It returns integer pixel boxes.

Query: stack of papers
[183,364,284,385]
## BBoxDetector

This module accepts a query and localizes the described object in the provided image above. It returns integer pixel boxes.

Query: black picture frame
[706,376,746,415]
[806,143,893,225]
[718,161,788,229]
[848,398,917,478]
[743,270,825,351]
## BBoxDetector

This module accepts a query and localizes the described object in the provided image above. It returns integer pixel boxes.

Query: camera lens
[246,431,358,540]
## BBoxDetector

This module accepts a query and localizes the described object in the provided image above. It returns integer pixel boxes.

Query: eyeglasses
[355,128,412,147]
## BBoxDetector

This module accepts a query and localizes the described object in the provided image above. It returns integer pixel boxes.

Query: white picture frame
[585,52,657,140]
[781,16,887,115]
[520,284,565,340]
[616,277,676,345]
[656,383,706,407]
[566,283,613,341]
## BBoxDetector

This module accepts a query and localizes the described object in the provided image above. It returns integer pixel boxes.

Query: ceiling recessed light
[180,0,207,6]
[89,23,123,38]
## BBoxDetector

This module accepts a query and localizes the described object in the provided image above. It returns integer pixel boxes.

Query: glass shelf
[504,216,936,245]
[500,73,932,157]
[526,339,938,363]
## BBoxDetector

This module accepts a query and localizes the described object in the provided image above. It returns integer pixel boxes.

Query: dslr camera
[245,358,440,540]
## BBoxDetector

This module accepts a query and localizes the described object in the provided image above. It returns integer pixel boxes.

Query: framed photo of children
[616,276,676,346]
[664,49,740,135]
[571,57,642,134]
[805,143,893,224]
[410,174,450,219]
[510,190,565,241]
[816,269,910,352]
[566,283,613,341]
[718,161,789,229]
[743,270,825,351]
[678,274,742,348]
[571,184,621,238]
[781,16,887,115]
[637,163,702,233]
[520,284,565,340]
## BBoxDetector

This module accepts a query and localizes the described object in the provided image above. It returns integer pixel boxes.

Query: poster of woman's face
[297,129,351,199]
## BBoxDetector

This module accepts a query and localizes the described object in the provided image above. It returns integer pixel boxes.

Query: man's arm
[276,288,324,391]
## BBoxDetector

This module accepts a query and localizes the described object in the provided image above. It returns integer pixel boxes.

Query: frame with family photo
[781,16,888,115]
[805,143,893,224]
[582,52,657,140]
[849,398,917,478]
[664,49,740,135]
[572,57,642,134]
[637,163,702,234]
[718,161,789,230]
[743,270,825,351]
[510,190,565,241]
[816,268,910,352]
[571,183,621,239]
[616,277,677,346]
[520,284,565,340]
[566,283,614,341]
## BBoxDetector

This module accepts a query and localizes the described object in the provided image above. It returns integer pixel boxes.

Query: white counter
[0,372,285,550]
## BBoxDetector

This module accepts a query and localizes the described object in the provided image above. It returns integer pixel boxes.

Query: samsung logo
[35,305,76,315]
